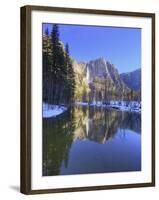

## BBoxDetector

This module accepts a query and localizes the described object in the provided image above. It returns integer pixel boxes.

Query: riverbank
[75,101,141,113]
[43,103,68,118]
[43,100,141,118]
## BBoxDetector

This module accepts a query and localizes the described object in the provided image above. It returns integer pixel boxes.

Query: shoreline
[43,100,141,118]
[75,101,141,113]
[43,103,68,118]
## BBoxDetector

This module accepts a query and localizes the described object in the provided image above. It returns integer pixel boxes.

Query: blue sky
[43,23,141,73]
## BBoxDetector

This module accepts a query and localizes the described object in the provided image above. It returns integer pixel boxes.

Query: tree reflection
[73,106,141,144]
[43,106,141,176]
[43,109,75,176]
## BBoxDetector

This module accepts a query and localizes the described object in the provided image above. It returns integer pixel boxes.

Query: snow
[43,101,141,118]
[75,101,141,113]
[75,102,89,106]
[109,101,141,113]
[43,103,67,118]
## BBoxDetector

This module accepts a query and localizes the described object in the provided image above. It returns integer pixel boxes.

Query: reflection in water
[43,106,141,176]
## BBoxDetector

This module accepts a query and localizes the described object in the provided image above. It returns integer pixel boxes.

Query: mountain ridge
[73,57,141,92]
[120,68,141,91]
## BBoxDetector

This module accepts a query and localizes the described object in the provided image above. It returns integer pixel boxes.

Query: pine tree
[45,27,49,36]
[65,43,75,104]
[43,28,51,102]
[50,24,67,104]
[50,24,59,104]
[43,24,75,106]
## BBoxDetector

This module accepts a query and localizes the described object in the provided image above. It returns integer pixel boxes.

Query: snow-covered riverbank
[43,103,67,118]
[43,100,141,118]
[75,101,141,113]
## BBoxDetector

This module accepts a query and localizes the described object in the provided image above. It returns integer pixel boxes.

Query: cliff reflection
[73,106,141,144]
[43,106,141,176]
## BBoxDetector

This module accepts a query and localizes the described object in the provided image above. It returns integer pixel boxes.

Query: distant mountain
[74,57,129,91]
[87,58,128,89]
[72,57,133,102]
[120,68,141,91]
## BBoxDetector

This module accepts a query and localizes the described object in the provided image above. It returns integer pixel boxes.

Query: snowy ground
[75,101,141,113]
[43,101,141,118]
[43,103,67,118]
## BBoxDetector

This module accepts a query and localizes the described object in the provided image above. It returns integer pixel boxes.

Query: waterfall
[86,118,89,136]
[86,66,89,82]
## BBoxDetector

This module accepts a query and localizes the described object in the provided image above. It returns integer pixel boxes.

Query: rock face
[72,59,86,74]
[72,57,141,102]
[85,58,108,82]
[120,68,141,91]
[85,57,128,90]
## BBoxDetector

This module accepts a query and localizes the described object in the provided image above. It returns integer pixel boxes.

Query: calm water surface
[43,106,141,176]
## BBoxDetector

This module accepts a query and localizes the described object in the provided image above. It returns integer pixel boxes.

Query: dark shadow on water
[9,185,20,192]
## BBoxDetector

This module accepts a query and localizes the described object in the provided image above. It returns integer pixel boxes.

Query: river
[43,106,141,176]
